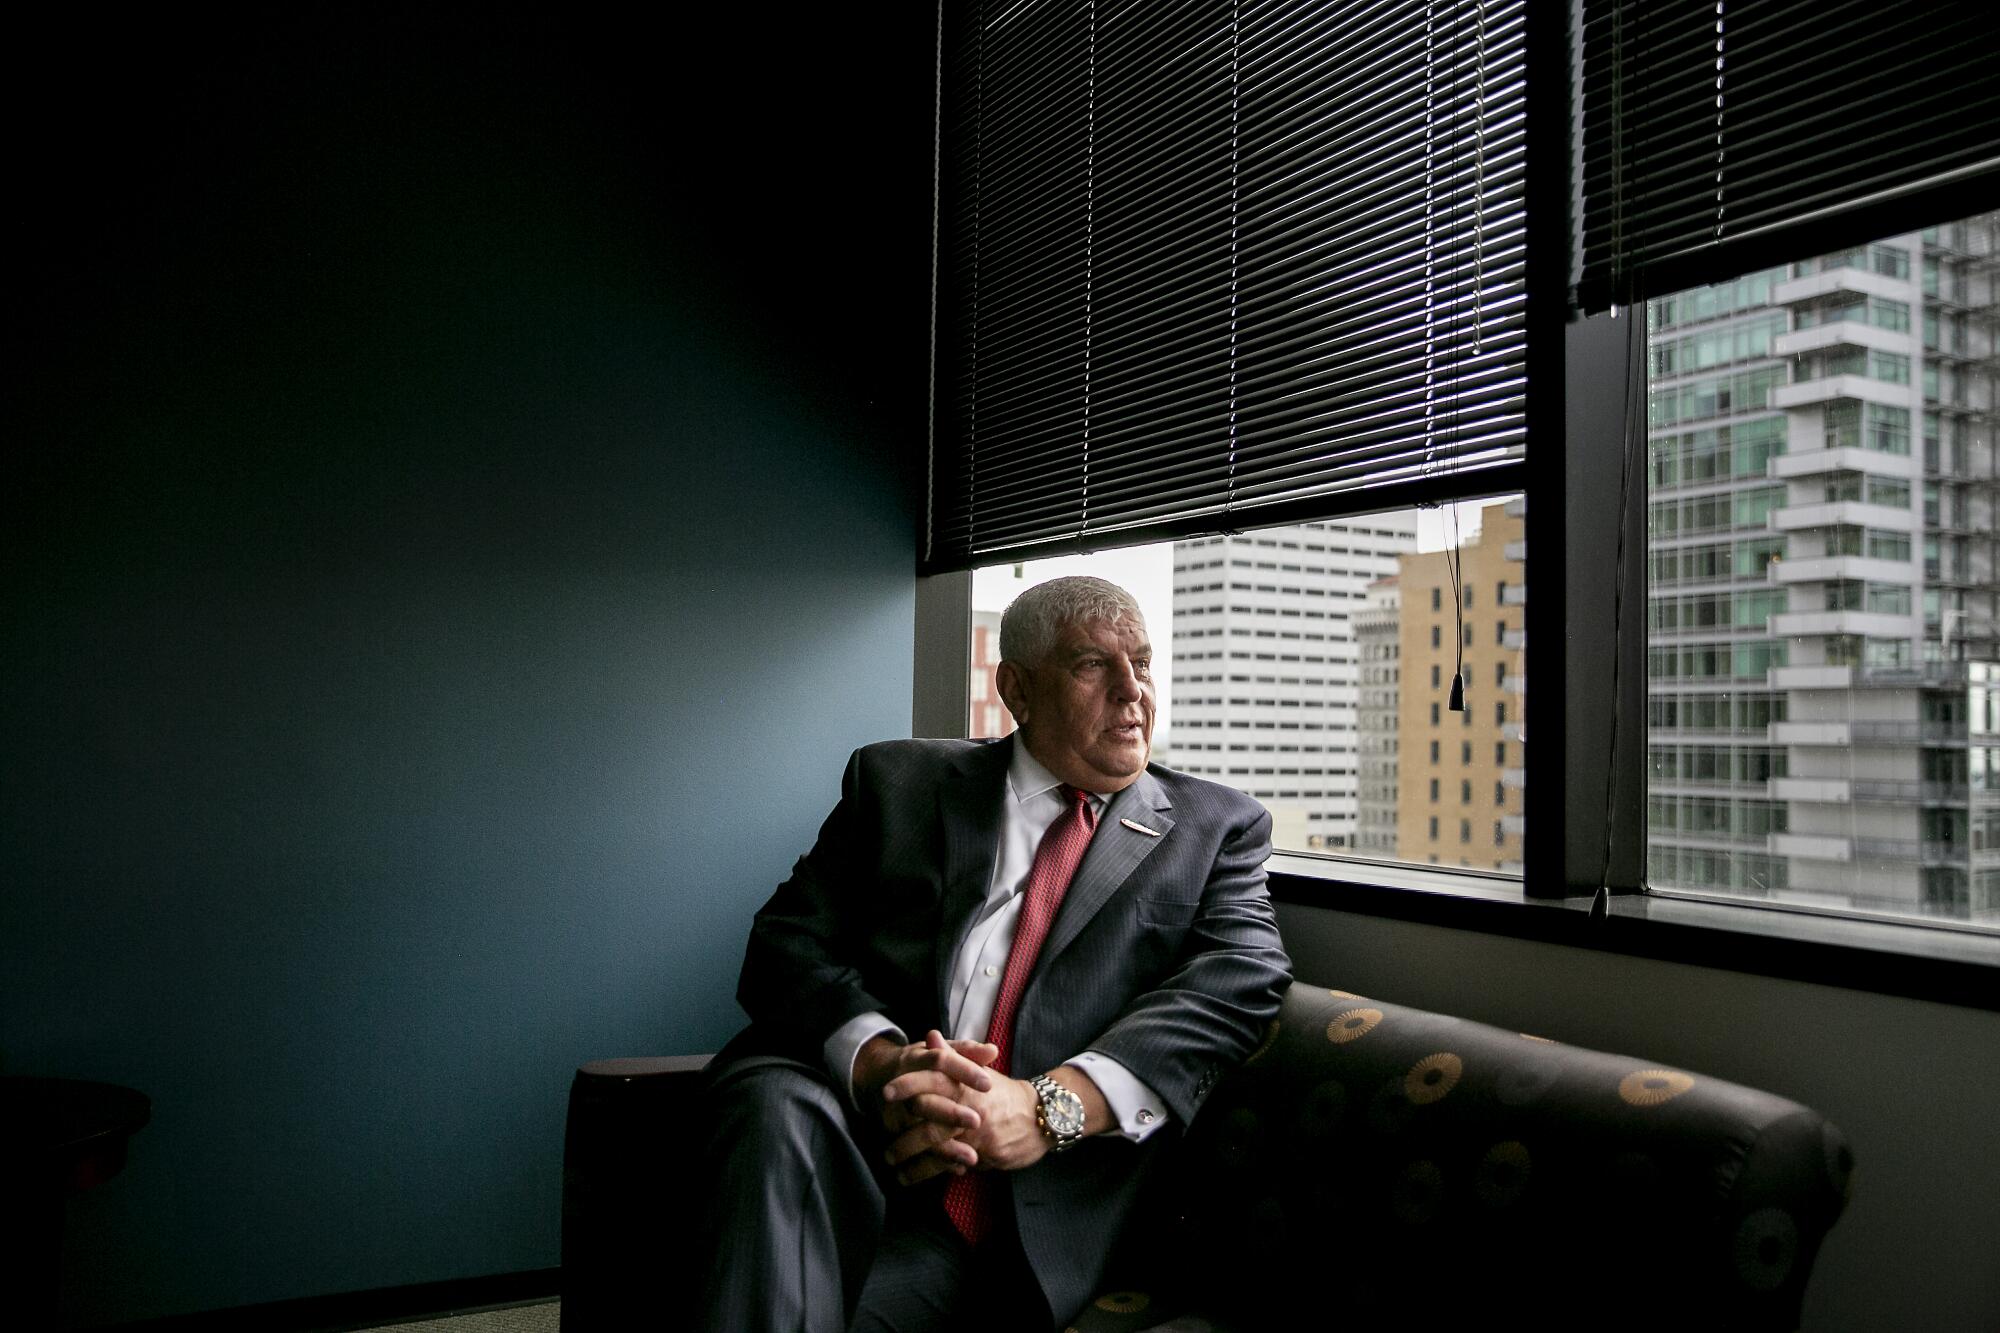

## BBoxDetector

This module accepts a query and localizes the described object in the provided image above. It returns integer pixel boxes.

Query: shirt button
[1137,1109,1156,1125]
[984,965,999,978]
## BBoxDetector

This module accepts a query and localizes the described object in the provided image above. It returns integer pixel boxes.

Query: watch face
[1045,1088,1087,1137]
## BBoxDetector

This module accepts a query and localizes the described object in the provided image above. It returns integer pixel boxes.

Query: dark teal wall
[3,11,929,1325]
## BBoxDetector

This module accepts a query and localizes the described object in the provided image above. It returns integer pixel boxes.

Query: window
[1430,779,1440,803]
[1496,781,1506,805]
[1429,817,1439,841]
[1496,619,1506,645]
[1645,211,2000,927]
[1461,780,1472,804]
[1460,819,1471,844]
[968,497,1524,866]
[1462,742,1472,765]
[938,0,2000,940]
[1432,588,1442,612]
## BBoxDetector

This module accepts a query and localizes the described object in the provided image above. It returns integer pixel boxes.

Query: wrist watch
[1030,1073,1087,1152]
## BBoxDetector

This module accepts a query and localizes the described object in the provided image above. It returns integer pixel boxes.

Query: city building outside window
[1645,211,2000,927]
[970,499,1526,872]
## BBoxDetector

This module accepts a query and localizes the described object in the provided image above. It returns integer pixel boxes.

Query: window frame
[913,0,2000,1007]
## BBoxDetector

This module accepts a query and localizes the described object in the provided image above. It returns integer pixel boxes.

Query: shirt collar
[1007,737,1104,810]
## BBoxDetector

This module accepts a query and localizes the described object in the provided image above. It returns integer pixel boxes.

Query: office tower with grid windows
[1169,517,1417,850]
[1646,215,2000,923]
[1354,576,1402,856]
[1392,500,1526,872]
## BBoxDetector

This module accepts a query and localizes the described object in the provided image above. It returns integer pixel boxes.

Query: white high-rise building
[1647,214,2000,924]
[1169,516,1418,849]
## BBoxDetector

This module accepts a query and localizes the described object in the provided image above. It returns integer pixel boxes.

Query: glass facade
[1646,214,2000,926]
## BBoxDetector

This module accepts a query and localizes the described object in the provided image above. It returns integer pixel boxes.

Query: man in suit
[695,576,1291,1331]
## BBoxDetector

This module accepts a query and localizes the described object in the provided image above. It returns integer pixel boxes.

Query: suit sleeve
[733,748,894,1061]
[1083,801,1291,1127]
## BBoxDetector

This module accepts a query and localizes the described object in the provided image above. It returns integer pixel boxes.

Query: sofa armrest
[560,1055,714,1331]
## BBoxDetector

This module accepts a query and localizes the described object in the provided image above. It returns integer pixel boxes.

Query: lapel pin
[1119,817,1162,837]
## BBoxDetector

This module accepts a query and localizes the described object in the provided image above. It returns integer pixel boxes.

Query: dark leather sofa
[561,981,1852,1331]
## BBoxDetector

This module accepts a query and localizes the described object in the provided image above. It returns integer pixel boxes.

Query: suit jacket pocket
[1133,892,1200,929]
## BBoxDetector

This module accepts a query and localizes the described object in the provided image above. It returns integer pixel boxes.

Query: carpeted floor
[352,1300,559,1332]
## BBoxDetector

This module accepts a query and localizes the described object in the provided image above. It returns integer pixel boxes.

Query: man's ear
[995,660,1028,728]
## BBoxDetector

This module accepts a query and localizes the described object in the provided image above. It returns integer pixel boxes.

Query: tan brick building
[1396,500,1527,869]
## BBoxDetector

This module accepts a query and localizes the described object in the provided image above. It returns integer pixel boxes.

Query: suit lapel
[1035,768,1176,967]
[933,737,1013,1021]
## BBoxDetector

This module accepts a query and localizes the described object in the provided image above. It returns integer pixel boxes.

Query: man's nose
[1109,659,1143,700]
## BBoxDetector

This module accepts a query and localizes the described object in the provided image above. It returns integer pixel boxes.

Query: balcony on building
[1769,609,1912,638]
[1769,831,1853,862]
[1769,444,1918,481]
[1769,664,1854,689]
[1771,776,1854,802]
[1852,836,1968,866]
[1770,720,1852,746]
[1767,554,1913,584]
[1772,320,1911,360]
[1770,376,1910,412]
[1772,266,1910,307]
[1770,499,1917,533]
[1767,777,1968,805]
[1847,718,1969,745]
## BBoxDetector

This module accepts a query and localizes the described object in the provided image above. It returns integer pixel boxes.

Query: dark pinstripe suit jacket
[723,735,1293,1324]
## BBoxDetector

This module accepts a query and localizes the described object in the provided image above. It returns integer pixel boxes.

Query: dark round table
[0,1077,151,1328]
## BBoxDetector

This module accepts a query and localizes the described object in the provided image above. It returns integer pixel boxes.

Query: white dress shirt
[822,742,1169,1142]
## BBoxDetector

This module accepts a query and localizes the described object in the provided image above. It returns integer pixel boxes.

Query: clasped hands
[856,1030,1046,1187]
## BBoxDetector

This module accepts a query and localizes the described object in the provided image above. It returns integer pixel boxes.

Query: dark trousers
[693,1056,1051,1333]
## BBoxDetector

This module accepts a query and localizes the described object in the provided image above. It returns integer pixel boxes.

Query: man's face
[999,614,1156,793]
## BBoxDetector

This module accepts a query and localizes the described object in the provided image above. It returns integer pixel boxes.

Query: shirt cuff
[1065,1051,1170,1142]
[825,1011,907,1111]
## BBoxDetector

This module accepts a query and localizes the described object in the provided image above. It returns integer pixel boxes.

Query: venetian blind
[927,0,1527,571]
[1575,0,2000,311]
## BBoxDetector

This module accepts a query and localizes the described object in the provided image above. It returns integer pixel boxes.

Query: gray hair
[999,575,1145,667]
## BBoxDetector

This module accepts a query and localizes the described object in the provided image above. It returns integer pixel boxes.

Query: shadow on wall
[3,7,930,1324]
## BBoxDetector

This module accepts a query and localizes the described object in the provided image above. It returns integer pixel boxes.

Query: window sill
[1266,852,2000,1013]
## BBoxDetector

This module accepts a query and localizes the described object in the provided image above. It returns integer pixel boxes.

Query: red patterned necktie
[943,783,1099,1245]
